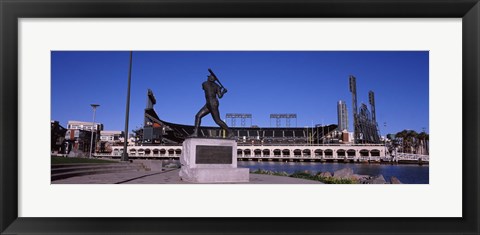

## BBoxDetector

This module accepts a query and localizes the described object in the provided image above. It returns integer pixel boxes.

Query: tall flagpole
[122,51,133,162]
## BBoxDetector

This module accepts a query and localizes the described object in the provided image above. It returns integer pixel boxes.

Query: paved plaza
[52,169,323,184]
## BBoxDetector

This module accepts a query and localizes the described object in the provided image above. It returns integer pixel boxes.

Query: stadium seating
[145,114,338,146]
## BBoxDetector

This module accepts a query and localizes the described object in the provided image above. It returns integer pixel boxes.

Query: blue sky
[51,51,429,135]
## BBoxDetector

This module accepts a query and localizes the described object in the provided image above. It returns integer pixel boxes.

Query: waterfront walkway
[52,169,323,184]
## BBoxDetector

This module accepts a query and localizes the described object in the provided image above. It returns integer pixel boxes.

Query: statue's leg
[210,106,232,137]
[191,105,209,137]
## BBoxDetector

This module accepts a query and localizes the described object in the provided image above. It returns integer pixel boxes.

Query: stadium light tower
[89,104,100,158]
[270,114,297,127]
[226,113,252,127]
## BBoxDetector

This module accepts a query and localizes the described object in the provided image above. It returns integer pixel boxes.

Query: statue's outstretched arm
[218,87,227,99]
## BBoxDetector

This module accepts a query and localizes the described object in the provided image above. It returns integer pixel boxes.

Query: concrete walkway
[52,169,323,184]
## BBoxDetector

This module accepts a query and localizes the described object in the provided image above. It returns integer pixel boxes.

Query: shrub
[289,171,315,180]
[316,176,357,184]
[252,169,358,184]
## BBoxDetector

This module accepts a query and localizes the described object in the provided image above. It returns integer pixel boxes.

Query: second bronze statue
[189,69,233,138]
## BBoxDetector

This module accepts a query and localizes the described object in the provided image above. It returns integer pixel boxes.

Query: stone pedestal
[179,138,249,183]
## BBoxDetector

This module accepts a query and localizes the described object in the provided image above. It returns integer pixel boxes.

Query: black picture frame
[1,0,479,234]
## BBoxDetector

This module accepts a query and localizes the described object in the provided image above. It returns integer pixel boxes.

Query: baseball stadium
[109,76,391,163]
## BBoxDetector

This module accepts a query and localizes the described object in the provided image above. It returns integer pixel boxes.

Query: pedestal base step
[180,167,249,183]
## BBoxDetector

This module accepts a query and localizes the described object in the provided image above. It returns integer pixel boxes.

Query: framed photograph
[1,0,478,234]
[50,50,430,186]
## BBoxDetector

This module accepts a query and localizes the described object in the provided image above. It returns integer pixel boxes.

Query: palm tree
[395,130,420,153]
[405,130,418,153]
[417,132,429,155]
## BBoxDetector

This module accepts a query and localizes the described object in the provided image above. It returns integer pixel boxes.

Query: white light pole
[89,104,100,158]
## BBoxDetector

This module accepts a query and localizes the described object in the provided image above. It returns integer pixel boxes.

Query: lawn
[51,156,118,164]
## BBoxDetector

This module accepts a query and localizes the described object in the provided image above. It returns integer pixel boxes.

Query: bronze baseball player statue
[190,69,233,138]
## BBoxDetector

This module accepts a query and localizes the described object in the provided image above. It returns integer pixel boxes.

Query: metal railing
[395,153,429,161]
[95,153,181,158]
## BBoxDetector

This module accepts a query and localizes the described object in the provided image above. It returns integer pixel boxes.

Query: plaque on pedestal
[179,138,249,183]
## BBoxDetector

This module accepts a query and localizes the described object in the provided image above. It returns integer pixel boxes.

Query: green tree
[395,130,407,152]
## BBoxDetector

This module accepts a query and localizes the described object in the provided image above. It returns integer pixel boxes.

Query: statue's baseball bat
[208,68,226,89]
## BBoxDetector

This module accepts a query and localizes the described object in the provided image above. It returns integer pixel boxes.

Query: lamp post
[311,120,314,146]
[383,122,388,158]
[122,51,133,162]
[322,120,325,145]
[89,104,100,158]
